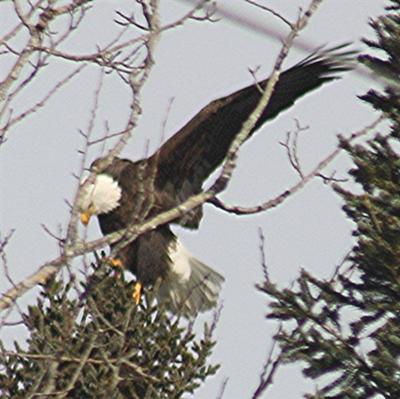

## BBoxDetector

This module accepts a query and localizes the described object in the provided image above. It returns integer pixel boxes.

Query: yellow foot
[133,281,142,305]
[106,257,123,268]
[102,257,123,278]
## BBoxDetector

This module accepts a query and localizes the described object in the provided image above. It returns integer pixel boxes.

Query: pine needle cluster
[0,259,218,398]
[260,2,400,398]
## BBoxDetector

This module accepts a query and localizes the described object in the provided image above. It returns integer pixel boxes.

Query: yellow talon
[133,281,142,304]
[108,258,123,269]
[101,257,124,278]
[102,257,123,269]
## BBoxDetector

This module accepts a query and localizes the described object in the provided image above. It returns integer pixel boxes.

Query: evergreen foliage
[260,2,400,398]
[0,258,218,398]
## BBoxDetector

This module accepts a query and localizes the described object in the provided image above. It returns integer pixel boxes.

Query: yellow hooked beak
[80,209,93,226]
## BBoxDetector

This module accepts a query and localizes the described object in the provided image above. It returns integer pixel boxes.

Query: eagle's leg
[133,281,142,304]
[106,257,123,268]
[101,256,124,278]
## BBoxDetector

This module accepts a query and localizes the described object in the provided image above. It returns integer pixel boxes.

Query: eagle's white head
[79,174,122,225]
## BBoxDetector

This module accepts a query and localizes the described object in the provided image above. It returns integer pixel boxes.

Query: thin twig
[245,0,293,27]
[208,115,383,216]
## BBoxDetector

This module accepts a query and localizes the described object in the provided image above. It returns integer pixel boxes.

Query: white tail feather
[157,240,224,317]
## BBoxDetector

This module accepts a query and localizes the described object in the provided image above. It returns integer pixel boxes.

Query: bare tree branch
[251,324,285,399]
[211,0,324,194]
[208,115,383,216]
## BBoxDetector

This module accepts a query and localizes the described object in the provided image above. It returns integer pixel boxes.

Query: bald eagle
[79,46,352,316]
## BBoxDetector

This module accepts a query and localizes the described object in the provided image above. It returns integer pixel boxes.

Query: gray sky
[0,1,386,397]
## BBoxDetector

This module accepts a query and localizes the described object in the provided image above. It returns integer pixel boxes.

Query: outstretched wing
[151,45,354,205]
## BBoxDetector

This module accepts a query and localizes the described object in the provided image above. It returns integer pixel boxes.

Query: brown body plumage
[80,45,353,316]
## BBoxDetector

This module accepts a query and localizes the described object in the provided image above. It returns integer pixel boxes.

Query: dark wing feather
[151,45,354,201]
